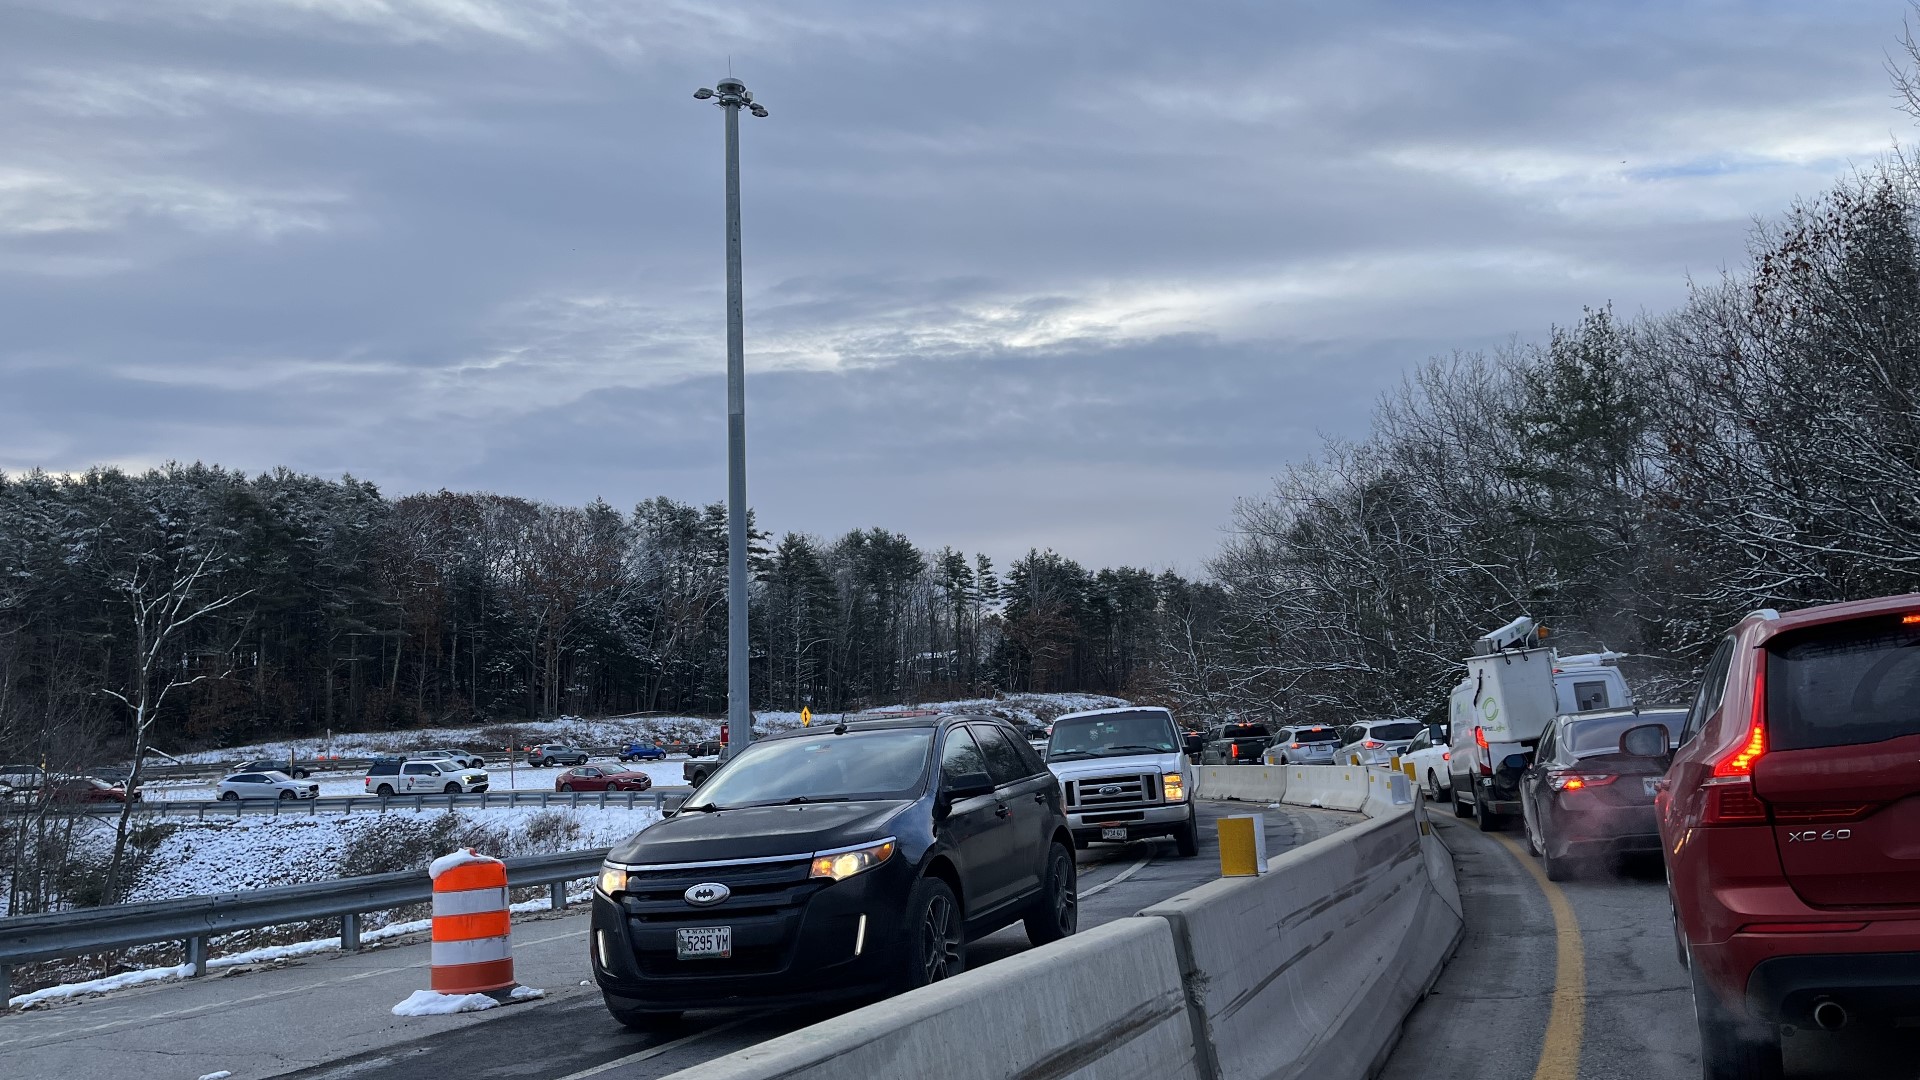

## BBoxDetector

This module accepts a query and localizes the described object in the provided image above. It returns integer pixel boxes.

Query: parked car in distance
[527,744,590,767]
[1518,707,1685,879]
[1661,596,1920,1080]
[1266,725,1343,765]
[364,759,490,795]
[48,775,141,803]
[414,748,486,769]
[557,766,654,793]
[1334,719,1424,766]
[1402,725,1453,800]
[1200,722,1273,765]
[0,764,46,801]
[234,758,312,779]
[1047,706,1198,857]
[619,743,668,762]
[592,713,1075,1029]
[218,771,319,801]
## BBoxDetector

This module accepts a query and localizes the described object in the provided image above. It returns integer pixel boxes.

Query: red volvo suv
[1660,594,1920,1079]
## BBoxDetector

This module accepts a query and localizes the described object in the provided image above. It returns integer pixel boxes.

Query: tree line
[0,472,1205,766]
[1175,158,1920,727]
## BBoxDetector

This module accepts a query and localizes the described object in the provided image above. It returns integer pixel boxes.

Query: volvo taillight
[1701,656,1769,825]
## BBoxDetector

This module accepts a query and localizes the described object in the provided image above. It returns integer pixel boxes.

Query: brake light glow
[1442,751,1451,761]
[1711,659,1767,778]
[1230,744,1239,759]
[1905,613,1920,625]
[1290,742,1302,749]
[1474,727,1489,749]
[1364,740,1383,749]
[1547,772,1617,792]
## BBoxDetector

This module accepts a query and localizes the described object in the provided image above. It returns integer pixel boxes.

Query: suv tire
[1022,843,1077,946]
[1173,807,1200,858]
[902,876,965,990]
[1690,958,1781,1080]
[220,791,239,802]
[603,992,682,1032]
[376,783,395,797]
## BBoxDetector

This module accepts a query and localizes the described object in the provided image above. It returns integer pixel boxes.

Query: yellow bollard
[1218,814,1269,877]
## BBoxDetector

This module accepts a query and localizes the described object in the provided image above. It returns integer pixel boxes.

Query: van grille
[1066,773,1158,811]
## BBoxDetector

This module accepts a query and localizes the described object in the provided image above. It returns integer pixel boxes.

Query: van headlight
[598,864,628,895]
[1163,773,1186,802]
[810,839,896,882]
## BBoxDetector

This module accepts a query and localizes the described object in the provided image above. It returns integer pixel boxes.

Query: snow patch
[391,989,501,1016]
[429,848,499,880]
[199,1072,234,1080]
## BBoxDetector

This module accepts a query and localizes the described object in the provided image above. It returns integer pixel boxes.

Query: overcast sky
[0,0,1908,571]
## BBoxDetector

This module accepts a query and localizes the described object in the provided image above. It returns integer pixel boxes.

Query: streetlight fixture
[695,75,767,755]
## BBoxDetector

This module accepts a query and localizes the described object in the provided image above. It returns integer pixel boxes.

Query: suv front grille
[1066,773,1158,810]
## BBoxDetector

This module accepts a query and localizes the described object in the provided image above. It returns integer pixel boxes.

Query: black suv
[591,714,1076,1028]
[1201,722,1273,764]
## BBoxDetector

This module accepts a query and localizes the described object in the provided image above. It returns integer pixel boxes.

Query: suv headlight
[598,864,628,895]
[809,839,897,882]
[1163,773,1186,802]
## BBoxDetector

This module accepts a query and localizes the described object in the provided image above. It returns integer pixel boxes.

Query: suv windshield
[1048,712,1178,760]
[683,729,933,809]
[1767,617,1920,751]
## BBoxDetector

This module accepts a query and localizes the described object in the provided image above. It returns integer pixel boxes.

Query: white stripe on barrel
[431,936,511,968]
[432,886,508,917]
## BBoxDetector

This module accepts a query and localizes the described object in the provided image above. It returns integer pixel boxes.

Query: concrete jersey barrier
[1142,806,1462,1080]
[1195,763,1375,812]
[668,917,1203,1080]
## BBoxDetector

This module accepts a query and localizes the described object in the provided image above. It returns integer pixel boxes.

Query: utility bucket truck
[1444,617,1634,830]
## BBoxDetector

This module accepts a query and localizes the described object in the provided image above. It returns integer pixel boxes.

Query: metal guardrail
[0,848,612,1007]
[2,786,693,820]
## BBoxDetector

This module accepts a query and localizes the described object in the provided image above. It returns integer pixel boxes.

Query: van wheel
[1451,784,1474,818]
[1473,792,1502,831]
[1691,956,1781,1080]
[1173,808,1200,858]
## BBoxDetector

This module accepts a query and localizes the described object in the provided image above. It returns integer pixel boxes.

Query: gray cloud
[0,0,1907,569]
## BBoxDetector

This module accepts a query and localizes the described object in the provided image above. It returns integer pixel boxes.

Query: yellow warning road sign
[801,707,812,726]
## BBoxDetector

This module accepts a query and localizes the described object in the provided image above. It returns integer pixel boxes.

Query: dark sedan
[590,715,1075,1029]
[557,766,654,793]
[1520,707,1687,879]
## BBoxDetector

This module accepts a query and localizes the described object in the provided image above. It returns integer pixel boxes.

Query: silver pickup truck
[1045,706,1199,858]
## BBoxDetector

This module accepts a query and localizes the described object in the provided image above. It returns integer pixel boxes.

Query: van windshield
[1049,712,1178,760]
[1767,618,1920,751]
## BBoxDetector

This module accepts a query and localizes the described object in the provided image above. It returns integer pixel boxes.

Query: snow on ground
[163,693,1130,764]
[132,805,658,902]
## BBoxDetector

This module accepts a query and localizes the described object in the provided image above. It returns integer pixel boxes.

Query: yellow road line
[1491,832,1585,1080]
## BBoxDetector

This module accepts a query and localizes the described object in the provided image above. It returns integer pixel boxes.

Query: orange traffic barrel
[428,849,516,996]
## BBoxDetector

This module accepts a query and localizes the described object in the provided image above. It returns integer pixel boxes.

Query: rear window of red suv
[1766,616,1920,751]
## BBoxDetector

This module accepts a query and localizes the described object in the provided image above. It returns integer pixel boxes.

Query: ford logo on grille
[684,882,730,906]
[1098,784,1121,796]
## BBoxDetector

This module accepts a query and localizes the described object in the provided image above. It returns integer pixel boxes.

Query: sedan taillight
[1547,771,1617,792]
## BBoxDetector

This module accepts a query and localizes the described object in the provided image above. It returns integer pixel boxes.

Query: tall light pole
[694,76,767,755]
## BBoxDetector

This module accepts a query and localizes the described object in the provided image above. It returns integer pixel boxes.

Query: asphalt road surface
[1378,809,1920,1080]
[2,800,1349,1080]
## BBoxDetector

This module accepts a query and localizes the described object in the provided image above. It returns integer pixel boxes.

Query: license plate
[1100,827,1128,841]
[1643,778,1660,796]
[675,926,732,959]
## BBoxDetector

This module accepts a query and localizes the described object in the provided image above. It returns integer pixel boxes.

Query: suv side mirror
[945,771,995,800]
[1620,723,1671,758]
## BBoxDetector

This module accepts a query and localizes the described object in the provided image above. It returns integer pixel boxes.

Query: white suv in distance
[1045,706,1199,857]
[217,771,320,801]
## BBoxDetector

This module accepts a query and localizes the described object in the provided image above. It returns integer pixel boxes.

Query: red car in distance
[555,766,653,793]
[49,776,141,803]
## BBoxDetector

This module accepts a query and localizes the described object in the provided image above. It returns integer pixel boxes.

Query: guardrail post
[2,962,10,1006]
[599,790,607,809]
[550,882,567,910]
[186,936,208,977]
[654,791,664,812]
[341,912,361,952]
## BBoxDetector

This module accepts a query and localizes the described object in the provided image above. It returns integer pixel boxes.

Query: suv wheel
[603,992,682,1032]
[903,877,965,989]
[1023,843,1078,946]
[1426,770,1443,802]
[1173,807,1200,858]
[376,783,395,797]
[1690,956,1781,1080]
[220,791,239,802]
